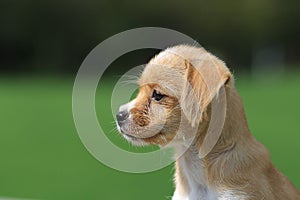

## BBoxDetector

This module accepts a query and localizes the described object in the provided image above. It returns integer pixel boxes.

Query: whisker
[110,120,117,125]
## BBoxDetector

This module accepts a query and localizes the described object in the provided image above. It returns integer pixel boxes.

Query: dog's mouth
[117,122,161,139]
[121,129,162,141]
[117,125,142,140]
[122,132,139,140]
[117,125,165,144]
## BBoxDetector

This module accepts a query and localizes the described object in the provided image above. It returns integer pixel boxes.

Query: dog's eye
[152,90,165,101]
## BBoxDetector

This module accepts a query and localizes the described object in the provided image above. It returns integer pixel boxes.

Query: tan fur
[117,45,300,199]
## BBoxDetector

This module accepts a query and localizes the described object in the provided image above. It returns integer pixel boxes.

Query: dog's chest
[176,155,247,200]
[178,153,218,200]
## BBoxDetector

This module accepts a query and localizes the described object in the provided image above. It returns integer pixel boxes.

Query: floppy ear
[180,53,231,127]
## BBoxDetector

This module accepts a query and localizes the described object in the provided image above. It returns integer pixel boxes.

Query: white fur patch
[119,99,136,113]
[218,190,247,200]
[173,147,218,200]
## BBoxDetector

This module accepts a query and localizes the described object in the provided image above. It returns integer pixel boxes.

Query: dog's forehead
[140,46,196,79]
[139,45,208,84]
[138,46,202,97]
[139,60,186,97]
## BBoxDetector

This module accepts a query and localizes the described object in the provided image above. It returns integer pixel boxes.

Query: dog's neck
[174,85,269,197]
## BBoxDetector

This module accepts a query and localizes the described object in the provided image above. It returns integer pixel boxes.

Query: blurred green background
[0,0,299,199]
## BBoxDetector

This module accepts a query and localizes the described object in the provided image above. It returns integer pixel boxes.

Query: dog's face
[116,45,231,146]
[116,83,182,146]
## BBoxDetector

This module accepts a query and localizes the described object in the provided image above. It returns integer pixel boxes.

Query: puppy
[116,45,300,200]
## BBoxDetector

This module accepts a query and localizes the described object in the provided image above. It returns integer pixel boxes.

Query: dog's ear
[180,54,231,127]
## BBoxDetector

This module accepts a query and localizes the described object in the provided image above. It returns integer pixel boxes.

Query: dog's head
[116,45,232,146]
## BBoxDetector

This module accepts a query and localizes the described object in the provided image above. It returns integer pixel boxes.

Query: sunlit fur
[117,45,300,200]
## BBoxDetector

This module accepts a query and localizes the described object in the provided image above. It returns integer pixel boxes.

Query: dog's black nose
[116,111,129,123]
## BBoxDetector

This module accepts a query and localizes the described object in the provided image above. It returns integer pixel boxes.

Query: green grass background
[0,75,299,199]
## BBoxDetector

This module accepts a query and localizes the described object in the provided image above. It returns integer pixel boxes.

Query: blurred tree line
[0,0,299,75]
